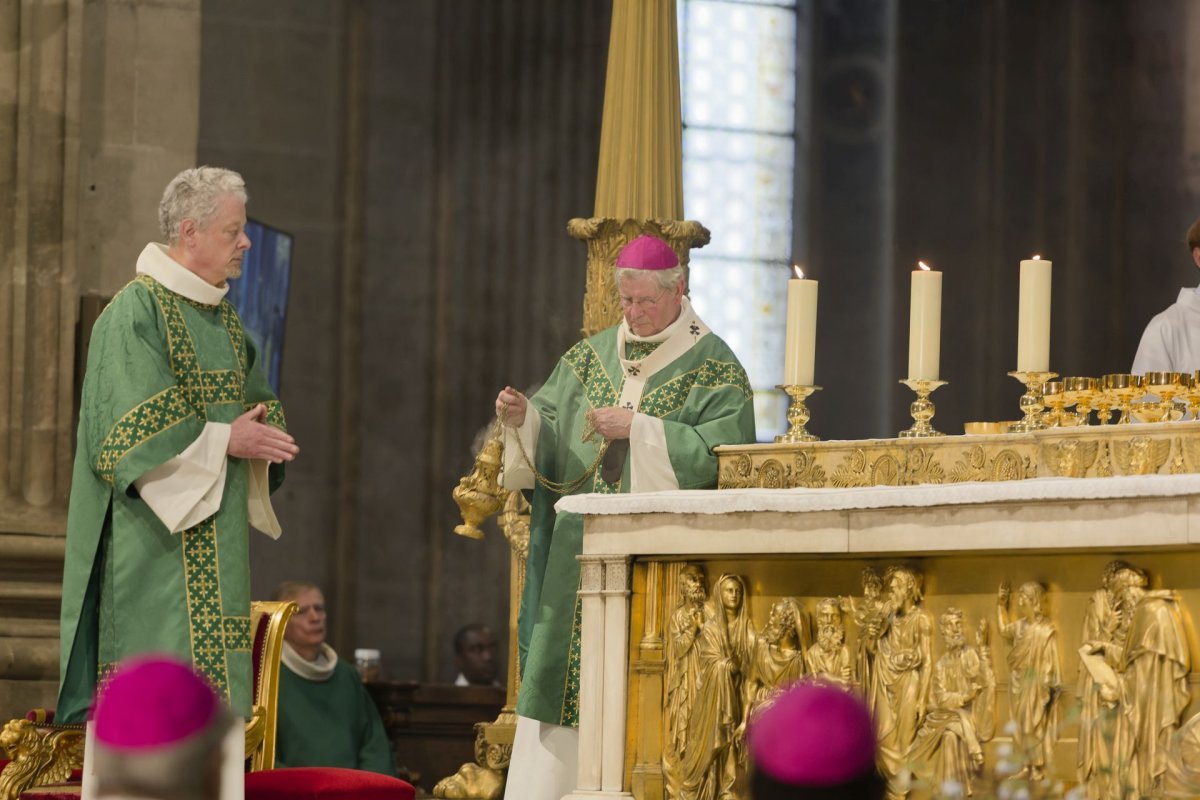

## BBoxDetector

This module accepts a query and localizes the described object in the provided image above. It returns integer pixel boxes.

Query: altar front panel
[563,479,1200,800]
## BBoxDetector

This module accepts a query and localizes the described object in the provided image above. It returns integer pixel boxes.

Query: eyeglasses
[618,289,670,310]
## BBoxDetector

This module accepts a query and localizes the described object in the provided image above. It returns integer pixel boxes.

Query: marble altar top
[558,474,1200,557]
[557,473,1200,516]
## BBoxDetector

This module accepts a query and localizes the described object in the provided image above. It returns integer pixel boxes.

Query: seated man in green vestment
[272,581,396,776]
[57,167,299,739]
[494,234,757,800]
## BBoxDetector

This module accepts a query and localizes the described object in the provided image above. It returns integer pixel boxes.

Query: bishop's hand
[496,386,527,427]
[589,407,634,440]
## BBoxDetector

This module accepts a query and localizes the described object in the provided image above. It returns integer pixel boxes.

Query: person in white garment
[1131,217,1200,373]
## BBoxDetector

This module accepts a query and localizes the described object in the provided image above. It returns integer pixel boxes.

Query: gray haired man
[57,166,298,725]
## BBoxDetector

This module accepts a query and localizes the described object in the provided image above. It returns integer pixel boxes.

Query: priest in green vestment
[272,582,395,776]
[495,234,757,800]
[57,167,300,726]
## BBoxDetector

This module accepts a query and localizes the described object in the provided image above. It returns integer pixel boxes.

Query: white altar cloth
[556,473,1200,516]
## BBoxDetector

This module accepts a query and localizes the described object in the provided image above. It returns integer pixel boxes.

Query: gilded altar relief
[639,555,1200,800]
[715,422,1200,489]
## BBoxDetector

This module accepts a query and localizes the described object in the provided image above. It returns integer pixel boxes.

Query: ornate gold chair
[245,599,298,772]
[0,710,84,800]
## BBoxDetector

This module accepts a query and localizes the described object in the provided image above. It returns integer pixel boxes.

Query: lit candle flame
[1032,254,1041,260]
[792,264,804,280]
[918,261,932,271]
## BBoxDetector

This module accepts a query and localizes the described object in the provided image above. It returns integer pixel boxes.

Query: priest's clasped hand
[587,407,633,440]
[495,386,527,426]
[229,403,300,464]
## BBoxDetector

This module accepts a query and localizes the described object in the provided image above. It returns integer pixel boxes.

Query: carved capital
[579,557,605,594]
[567,217,711,337]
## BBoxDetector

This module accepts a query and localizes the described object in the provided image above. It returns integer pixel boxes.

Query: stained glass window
[680,0,800,440]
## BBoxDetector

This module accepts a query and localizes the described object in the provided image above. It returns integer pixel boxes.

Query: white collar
[281,641,339,681]
[621,296,698,344]
[614,297,710,411]
[135,243,228,306]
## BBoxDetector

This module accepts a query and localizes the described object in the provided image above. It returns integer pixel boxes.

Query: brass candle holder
[776,384,821,443]
[898,379,947,438]
[1063,376,1097,426]
[1102,373,1144,425]
[1007,371,1057,433]
[1042,380,1069,427]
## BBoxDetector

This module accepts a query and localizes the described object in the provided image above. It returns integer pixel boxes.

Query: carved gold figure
[0,719,83,800]
[1112,568,1191,798]
[677,574,752,800]
[1077,559,1134,798]
[868,566,932,792]
[843,566,890,697]
[908,608,996,796]
[1164,706,1200,796]
[745,598,807,720]
[664,564,708,798]
[805,597,853,688]
[432,762,505,800]
[996,581,1061,781]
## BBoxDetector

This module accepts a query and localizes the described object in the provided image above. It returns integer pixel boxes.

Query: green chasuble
[57,264,286,723]
[276,655,396,776]
[512,301,756,726]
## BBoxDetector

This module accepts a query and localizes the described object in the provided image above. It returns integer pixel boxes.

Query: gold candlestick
[775,384,821,443]
[898,379,947,438]
[1007,371,1057,433]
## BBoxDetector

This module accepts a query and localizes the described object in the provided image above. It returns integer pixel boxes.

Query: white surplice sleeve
[1132,314,1174,374]
[629,412,679,493]
[501,410,541,491]
[247,459,282,539]
[133,422,282,538]
[133,422,230,534]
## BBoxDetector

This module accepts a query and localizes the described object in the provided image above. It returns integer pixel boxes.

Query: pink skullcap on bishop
[94,655,221,750]
[615,234,679,270]
[747,681,877,786]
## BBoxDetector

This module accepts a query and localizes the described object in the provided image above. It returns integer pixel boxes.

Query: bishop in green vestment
[495,235,756,800]
[58,168,299,723]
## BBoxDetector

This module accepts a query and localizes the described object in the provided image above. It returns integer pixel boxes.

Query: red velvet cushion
[246,767,415,800]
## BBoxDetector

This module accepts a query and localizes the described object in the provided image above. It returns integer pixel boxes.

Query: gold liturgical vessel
[451,424,506,540]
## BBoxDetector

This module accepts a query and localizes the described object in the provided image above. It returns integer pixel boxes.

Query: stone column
[0,0,200,721]
[0,0,84,514]
[566,556,634,800]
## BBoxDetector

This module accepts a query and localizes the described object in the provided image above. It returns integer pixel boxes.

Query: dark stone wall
[198,0,609,682]
[812,0,1200,439]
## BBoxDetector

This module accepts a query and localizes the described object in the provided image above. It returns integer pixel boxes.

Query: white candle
[784,266,818,385]
[907,261,942,381]
[1017,255,1052,372]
